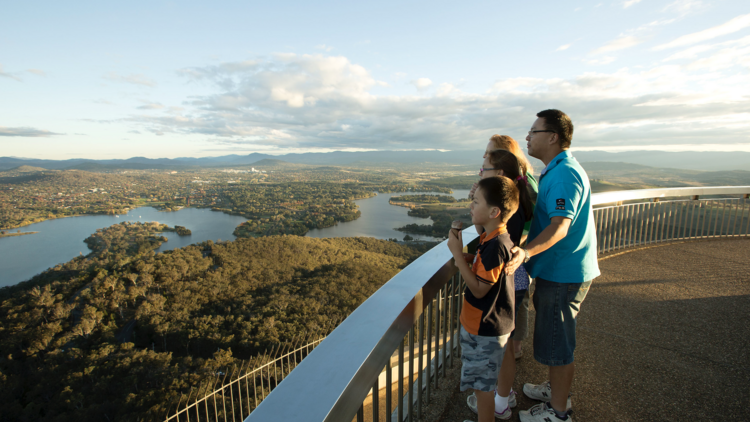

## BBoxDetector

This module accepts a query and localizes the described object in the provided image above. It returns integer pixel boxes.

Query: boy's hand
[447,227,463,255]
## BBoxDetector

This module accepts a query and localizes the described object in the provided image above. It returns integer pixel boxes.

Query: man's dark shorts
[532,277,592,366]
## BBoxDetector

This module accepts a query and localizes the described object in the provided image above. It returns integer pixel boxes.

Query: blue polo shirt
[524,150,600,283]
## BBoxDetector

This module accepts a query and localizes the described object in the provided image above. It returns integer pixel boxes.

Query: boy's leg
[475,389,496,422]
[496,345,515,397]
[460,326,509,420]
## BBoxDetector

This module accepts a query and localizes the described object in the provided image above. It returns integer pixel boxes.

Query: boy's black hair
[476,176,519,224]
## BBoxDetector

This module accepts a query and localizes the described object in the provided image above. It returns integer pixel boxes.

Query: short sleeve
[545,180,582,220]
[473,241,505,285]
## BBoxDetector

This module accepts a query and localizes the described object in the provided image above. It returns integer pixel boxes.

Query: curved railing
[239,186,750,422]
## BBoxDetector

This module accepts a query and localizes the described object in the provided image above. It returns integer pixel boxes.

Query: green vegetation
[0,222,433,422]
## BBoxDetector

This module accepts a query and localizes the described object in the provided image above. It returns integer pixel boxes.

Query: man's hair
[477,176,519,224]
[537,109,574,149]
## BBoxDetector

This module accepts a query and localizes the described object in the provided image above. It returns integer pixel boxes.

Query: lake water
[306,190,470,241]
[0,190,470,288]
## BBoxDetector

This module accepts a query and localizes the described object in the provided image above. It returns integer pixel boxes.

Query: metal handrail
[591,186,750,206]
[245,226,479,422]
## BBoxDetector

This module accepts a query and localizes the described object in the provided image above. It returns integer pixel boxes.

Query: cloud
[104,72,157,87]
[114,52,750,152]
[411,78,433,91]
[137,101,165,110]
[622,0,643,8]
[557,44,571,51]
[662,0,705,16]
[0,64,22,82]
[584,56,616,65]
[591,35,642,55]
[654,13,750,50]
[315,44,334,52]
[26,69,45,76]
[0,127,62,137]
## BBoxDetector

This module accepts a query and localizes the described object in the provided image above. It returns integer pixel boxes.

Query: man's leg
[549,362,574,413]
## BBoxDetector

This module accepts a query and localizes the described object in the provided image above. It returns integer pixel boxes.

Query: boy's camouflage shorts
[459,326,509,392]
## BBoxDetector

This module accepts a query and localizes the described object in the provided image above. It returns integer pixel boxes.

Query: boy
[447,176,519,422]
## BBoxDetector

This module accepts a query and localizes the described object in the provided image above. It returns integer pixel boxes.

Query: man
[514,109,600,422]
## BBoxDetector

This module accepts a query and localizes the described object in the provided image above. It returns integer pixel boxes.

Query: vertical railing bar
[599,207,607,253]
[731,199,739,237]
[398,338,404,422]
[642,202,649,245]
[720,200,728,237]
[457,274,463,357]
[426,298,433,403]
[603,207,612,253]
[699,201,708,238]
[638,203,646,246]
[647,202,656,244]
[252,367,258,410]
[434,292,440,391]
[221,373,229,422]
[244,367,252,417]
[417,312,424,419]
[676,201,685,240]
[688,200,700,239]
[238,363,246,420]
[660,201,668,242]
[615,204,624,250]
[441,283,448,380]
[386,358,392,420]
[448,275,455,369]
[654,202,664,242]
[408,326,414,422]
[374,376,381,422]
[357,403,364,422]
[621,204,631,249]
[670,201,678,241]
[631,203,640,247]
[596,208,604,253]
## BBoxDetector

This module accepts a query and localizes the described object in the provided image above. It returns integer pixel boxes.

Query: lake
[0,190,470,287]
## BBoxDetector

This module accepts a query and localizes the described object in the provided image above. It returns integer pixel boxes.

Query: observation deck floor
[434,237,750,422]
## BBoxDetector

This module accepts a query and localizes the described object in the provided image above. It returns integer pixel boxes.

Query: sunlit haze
[1,0,749,159]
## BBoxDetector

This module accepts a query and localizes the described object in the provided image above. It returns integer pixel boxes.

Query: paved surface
[431,238,750,422]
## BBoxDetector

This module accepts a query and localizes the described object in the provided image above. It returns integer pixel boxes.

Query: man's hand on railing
[505,246,523,275]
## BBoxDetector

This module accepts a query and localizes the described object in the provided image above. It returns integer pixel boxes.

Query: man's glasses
[528,130,556,136]
[479,167,501,176]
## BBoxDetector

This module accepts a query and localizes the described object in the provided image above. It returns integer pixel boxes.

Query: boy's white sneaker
[522,381,572,409]
[518,402,573,422]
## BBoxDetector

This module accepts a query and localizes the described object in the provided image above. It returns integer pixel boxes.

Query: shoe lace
[529,403,549,416]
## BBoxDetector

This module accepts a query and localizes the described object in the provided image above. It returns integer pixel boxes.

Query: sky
[1,0,749,160]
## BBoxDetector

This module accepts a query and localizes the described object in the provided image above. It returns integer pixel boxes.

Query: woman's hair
[488,134,534,175]
[486,149,534,222]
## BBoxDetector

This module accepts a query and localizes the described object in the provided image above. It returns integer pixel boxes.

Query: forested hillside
[0,222,432,422]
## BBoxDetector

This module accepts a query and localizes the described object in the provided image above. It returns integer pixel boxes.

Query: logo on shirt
[556,198,565,210]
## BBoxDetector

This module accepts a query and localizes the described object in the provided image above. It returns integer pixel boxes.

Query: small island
[162,225,192,236]
[0,230,38,238]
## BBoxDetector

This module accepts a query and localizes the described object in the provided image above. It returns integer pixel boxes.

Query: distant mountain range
[1,150,748,171]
